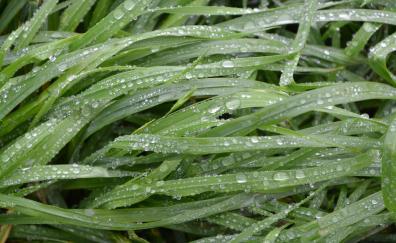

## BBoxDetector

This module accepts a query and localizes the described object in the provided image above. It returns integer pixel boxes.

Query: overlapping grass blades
[0,0,396,242]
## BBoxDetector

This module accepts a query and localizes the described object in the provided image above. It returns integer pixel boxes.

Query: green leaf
[381,115,396,212]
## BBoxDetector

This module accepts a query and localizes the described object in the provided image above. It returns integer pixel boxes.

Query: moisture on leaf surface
[0,0,396,242]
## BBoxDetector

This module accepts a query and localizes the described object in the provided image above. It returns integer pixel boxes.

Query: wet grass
[0,0,396,242]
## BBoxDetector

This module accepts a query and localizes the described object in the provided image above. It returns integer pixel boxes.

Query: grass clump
[1,0,396,242]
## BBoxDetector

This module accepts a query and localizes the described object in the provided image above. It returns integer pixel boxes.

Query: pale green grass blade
[70,0,151,49]
[279,0,317,86]
[89,151,375,208]
[59,0,97,31]
[368,31,396,86]
[381,115,396,212]
[14,0,59,51]
[345,22,381,57]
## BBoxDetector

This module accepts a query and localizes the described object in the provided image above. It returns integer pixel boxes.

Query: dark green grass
[0,0,396,242]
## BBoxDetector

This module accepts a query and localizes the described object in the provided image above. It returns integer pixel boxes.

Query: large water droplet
[273,172,289,181]
[208,105,221,114]
[84,209,95,216]
[113,9,125,20]
[236,174,247,183]
[222,60,234,68]
[295,170,305,179]
[123,0,135,10]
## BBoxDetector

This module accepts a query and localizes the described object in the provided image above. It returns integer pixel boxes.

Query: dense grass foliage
[1,0,396,242]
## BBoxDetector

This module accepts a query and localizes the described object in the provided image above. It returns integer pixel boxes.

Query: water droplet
[363,24,374,32]
[113,9,124,20]
[91,101,99,108]
[222,60,234,68]
[360,113,369,119]
[273,172,289,181]
[84,209,95,216]
[185,73,193,79]
[123,0,135,10]
[208,105,221,114]
[236,174,247,183]
[295,170,305,179]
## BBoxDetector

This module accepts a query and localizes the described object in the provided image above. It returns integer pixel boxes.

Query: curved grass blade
[59,0,97,31]
[220,8,396,31]
[0,193,265,230]
[381,115,396,212]
[278,191,384,241]
[279,0,317,86]
[89,0,112,27]
[14,0,59,51]
[89,151,375,208]
[70,0,151,50]
[231,184,325,243]
[345,22,381,57]
[203,82,396,137]
[110,133,379,155]
[0,165,135,188]
[368,31,396,86]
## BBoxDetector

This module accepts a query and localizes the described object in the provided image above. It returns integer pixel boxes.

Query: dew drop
[123,0,135,10]
[208,105,221,114]
[84,209,95,216]
[236,174,247,183]
[360,113,369,119]
[363,24,374,32]
[222,60,234,68]
[295,170,305,179]
[185,72,193,79]
[113,9,124,20]
[273,172,289,181]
